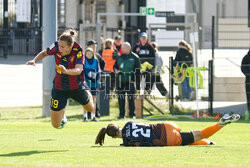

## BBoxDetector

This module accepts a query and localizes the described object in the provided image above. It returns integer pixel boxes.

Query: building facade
[0,0,249,57]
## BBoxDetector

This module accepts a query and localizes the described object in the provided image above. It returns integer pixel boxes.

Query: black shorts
[180,132,194,146]
[50,87,90,111]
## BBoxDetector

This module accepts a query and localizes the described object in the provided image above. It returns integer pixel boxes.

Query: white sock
[91,113,95,120]
[84,113,88,119]
[61,115,67,123]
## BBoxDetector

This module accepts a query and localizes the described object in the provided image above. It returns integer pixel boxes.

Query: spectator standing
[174,40,193,101]
[101,38,119,91]
[87,40,105,118]
[114,35,122,55]
[114,42,141,119]
[83,48,100,122]
[98,37,105,56]
[133,32,155,93]
[87,40,105,71]
[241,48,250,120]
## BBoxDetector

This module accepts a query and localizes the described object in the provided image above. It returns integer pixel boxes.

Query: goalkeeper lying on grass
[95,114,240,146]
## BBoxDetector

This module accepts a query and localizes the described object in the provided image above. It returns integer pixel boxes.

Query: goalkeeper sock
[191,139,210,145]
[201,123,222,138]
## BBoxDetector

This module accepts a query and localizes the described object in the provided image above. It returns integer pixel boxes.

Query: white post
[190,31,199,118]
[42,0,57,117]
[96,13,102,51]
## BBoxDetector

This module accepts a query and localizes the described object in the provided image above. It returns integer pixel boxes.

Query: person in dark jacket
[114,35,122,55]
[87,40,105,71]
[114,42,141,119]
[174,40,193,101]
[133,32,155,94]
[241,49,250,118]
[98,37,105,56]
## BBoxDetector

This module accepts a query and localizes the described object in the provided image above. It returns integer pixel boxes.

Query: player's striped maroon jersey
[46,42,85,90]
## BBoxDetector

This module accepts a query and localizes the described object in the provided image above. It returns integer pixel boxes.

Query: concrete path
[0,56,42,107]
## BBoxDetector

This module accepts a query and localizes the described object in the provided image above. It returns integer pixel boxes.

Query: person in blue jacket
[83,48,100,122]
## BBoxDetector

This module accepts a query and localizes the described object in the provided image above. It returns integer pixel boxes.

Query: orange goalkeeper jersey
[152,122,182,146]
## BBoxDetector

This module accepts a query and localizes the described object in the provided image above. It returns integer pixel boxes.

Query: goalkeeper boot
[219,114,240,127]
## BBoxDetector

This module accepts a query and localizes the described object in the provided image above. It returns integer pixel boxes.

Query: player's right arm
[26,50,49,66]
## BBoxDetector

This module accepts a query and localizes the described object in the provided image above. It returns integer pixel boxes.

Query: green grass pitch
[0,105,249,167]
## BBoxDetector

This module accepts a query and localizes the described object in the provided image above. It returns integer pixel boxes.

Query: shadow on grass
[38,139,55,142]
[188,145,224,148]
[91,146,120,148]
[67,114,83,121]
[0,150,68,157]
[91,145,224,148]
[66,114,119,122]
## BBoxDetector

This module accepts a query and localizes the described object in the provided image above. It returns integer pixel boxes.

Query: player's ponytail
[95,123,120,146]
[59,29,78,46]
[69,29,78,37]
[95,127,107,146]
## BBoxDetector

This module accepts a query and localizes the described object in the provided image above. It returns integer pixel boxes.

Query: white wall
[106,0,118,37]
[223,0,248,17]
[65,0,78,28]
[201,0,248,26]
[146,0,186,27]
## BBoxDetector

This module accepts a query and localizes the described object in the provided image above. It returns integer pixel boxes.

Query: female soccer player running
[95,114,240,146]
[26,29,95,128]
